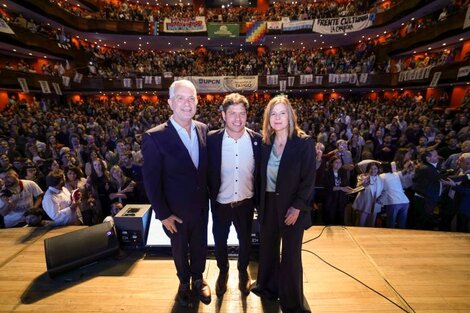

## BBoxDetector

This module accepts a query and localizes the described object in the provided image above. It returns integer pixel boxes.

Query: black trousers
[256,192,311,313]
[212,198,254,272]
[163,211,208,284]
[412,195,436,230]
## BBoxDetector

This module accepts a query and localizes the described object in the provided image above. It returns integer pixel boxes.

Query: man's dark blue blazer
[142,120,209,222]
[207,128,262,207]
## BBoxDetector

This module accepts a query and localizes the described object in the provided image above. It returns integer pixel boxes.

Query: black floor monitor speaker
[44,222,120,278]
[113,204,152,249]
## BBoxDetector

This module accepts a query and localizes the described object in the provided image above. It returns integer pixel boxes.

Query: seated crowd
[2,2,466,82]
[0,91,469,231]
[47,0,395,23]
[84,43,377,78]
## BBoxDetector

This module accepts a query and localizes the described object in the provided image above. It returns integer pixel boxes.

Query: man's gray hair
[169,79,197,99]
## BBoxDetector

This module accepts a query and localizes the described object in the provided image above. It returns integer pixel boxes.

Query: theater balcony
[2,62,468,94]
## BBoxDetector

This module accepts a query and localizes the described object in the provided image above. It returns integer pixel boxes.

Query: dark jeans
[385,203,409,229]
[212,199,254,272]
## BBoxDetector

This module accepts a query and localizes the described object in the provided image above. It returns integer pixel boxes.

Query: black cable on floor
[301,226,416,313]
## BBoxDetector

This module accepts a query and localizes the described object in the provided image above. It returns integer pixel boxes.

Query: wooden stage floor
[1,226,470,313]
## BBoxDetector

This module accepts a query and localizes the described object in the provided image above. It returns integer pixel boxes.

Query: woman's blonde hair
[262,95,304,145]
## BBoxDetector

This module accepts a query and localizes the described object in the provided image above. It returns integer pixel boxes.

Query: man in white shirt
[42,169,82,226]
[0,169,43,228]
[207,93,261,297]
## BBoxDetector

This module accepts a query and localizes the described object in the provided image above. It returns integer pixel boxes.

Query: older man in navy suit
[207,93,261,297]
[445,153,470,232]
[142,79,211,307]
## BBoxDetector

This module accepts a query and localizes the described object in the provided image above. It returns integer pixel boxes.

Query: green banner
[207,23,239,38]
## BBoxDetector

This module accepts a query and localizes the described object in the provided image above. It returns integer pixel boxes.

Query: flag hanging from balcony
[149,21,159,36]
[17,78,29,94]
[123,78,132,88]
[52,82,62,95]
[39,81,51,94]
[279,80,286,92]
[136,78,143,89]
[245,22,266,44]
[62,76,70,87]
[73,72,83,84]
[0,18,14,34]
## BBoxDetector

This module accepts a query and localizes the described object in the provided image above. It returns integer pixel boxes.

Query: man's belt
[216,198,252,208]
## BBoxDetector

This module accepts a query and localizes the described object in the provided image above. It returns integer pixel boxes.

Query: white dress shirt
[217,129,254,204]
[170,116,199,168]
[42,186,80,226]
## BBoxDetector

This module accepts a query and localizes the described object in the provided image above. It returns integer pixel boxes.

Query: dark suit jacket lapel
[247,129,260,161]
[276,136,298,190]
[195,122,208,171]
[214,129,224,174]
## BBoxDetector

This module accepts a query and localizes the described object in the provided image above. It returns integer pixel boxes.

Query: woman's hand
[284,207,300,226]
[341,186,353,193]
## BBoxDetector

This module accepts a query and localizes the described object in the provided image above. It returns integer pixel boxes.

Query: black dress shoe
[238,270,251,295]
[251,284,278,301]
[192,279,212,305]
[215,271,229,297]
[175,283,191,307]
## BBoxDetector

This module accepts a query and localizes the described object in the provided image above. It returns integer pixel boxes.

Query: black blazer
[207,128,262,206]
[413,161,441,203]
[258,133,316,224]
[142,120,209,221]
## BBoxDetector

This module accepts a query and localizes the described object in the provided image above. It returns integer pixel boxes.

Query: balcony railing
[1,62,468,94]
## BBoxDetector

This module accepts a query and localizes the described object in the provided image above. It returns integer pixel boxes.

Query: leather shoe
[175,283,191,307]
[192,279,211,305]
[215,271,229,297]
[238,270,251,295]
[251,284,278,301]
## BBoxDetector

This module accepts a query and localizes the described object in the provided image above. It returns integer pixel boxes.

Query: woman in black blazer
[251,95,316,313]
[323,156,352,225]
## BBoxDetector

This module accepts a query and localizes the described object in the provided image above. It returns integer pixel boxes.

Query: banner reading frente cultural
[312,14,374,34]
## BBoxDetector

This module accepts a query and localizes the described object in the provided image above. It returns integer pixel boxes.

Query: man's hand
[284,207,300,226]
[162,215,183,234]
[441,178,456,187]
